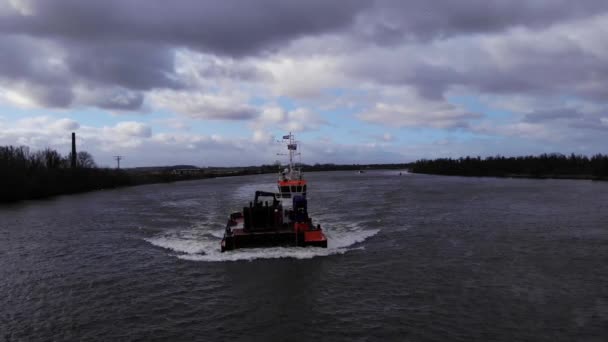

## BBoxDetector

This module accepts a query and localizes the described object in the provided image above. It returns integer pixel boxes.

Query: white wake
[144,221,379,262]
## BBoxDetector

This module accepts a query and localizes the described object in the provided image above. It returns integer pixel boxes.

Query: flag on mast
[282,135,290,139]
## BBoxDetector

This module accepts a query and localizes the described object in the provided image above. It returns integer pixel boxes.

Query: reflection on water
[2,171,608,341]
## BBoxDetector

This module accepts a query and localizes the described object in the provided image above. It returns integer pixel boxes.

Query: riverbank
[0,168,266,203]
[409,171,608,181]
[0,163,411,203]
[409,154,608,181]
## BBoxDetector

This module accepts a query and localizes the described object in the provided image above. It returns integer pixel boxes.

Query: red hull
[221,216,327,252]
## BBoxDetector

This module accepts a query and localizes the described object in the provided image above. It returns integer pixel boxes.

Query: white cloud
[149,90,258,120]
[259,106,285,123]
[7,0,34,15]
[50,118,80,131]
[3,3,608,164]
[251,129,273,144]
[254,106,326,132]
[0,86,39,108]
[5,116,77,134]
[356,86,480,129]
[0,116,152,152]
[0,115,276,166]
[174,50,271,86]
[112,121,151,138]
[154,117,191,131]
[258,55,347,99]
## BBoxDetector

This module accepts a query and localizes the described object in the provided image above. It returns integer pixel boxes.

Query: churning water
[2,171,608,341]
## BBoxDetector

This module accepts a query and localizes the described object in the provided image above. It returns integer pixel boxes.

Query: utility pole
[114,156,123,169]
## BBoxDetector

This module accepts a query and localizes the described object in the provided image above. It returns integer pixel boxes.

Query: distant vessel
[221,133,328,252]
[358,170,365,174]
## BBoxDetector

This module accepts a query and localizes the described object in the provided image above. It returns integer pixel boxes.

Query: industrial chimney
[71,132,77,169]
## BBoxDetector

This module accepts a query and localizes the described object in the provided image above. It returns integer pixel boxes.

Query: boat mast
[279,132,301,179]
[288,133,295,173]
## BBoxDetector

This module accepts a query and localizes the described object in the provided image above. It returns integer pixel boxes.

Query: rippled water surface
[2,171,608,341]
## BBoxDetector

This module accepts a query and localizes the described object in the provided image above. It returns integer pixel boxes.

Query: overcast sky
[1,0,607,167]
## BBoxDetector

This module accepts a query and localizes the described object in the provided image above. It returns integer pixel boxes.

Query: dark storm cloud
[524,108,582,123]
[0,36,74,107]
[524,107,608,131]
[0,0,369,56]
[0,37,162,109]
[2,0,608,114]
[0,0,369,110]
[0,35,167,109]
[4,0,605,54]
[28,85,74,108]
[349,39,608,105]
[350,62,467,100]
[65,42,181,91]
[470,42,608,99]
[0,35,66,85]
[357,0,608,44]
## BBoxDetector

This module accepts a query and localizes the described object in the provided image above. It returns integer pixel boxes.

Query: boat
[220,133,328,252]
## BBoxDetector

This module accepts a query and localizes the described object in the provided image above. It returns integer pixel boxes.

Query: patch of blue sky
[396,127,454,144]
[303,91,371,143]
[249,95,268,107]
[276,96,298,111]
[66,108,250,138]
[248,94,300,111]
[185,119,251,137]
[447,95,513,122]
[312,112,361,143]
[324,87,368,98]
[80,108,168,127]
[0,105,62,121]
[0,104,165,128]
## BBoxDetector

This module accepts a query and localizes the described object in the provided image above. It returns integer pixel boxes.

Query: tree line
[410,153,608,179]
[255,163,410,173]
[302,163,410,172]
[0,146,133,202]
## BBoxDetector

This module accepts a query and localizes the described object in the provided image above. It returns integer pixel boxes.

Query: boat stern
[303,229,328,248]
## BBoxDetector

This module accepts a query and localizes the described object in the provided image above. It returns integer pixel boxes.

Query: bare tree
[42,148,65,169]
[77,151,96,168]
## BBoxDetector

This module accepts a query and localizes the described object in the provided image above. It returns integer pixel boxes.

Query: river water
[2,171,607,341]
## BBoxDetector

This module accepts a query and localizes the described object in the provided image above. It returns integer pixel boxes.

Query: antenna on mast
[278,132,302,180]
